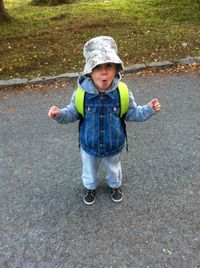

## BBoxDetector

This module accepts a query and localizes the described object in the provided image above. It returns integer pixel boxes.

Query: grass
[0,0,200,79]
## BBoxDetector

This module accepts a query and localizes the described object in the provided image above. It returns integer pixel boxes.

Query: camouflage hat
[83,36,124,75]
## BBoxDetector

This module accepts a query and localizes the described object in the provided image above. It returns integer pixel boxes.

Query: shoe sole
[111,195,123,203]
[83,197,96,205]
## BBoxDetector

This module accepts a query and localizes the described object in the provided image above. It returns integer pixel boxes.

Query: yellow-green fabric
[75,81,129,118]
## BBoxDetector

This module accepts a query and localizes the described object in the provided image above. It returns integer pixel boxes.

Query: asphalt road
[1,71,200,267]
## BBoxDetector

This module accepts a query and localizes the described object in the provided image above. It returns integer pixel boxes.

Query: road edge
[0,56,199,89]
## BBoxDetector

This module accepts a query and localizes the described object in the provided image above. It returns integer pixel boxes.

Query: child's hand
[148,98,161,112]
[48,106,60,118]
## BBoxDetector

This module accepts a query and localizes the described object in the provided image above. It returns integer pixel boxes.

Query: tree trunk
[0,0,12,22]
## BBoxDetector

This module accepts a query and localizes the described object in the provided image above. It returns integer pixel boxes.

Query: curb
[0,56,199,89]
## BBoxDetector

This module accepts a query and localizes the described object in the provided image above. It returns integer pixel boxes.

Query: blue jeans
[81,148,122,190]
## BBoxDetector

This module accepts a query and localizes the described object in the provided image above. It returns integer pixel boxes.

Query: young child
[48,36,160,205]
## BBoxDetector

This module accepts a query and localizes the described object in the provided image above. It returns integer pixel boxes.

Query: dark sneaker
[83,188,96,205]
[111,187,123,203]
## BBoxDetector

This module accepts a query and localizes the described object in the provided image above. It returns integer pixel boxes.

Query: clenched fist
[148,98,161,112]
[48,106,60,119]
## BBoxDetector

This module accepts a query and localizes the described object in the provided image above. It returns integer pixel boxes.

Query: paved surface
[1,71,200,267]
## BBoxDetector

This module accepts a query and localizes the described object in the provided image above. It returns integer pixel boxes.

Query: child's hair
[83,36,124,76]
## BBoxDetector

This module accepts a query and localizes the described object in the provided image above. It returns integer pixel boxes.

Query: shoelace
[112,188,121,194]
[85,189,95,195]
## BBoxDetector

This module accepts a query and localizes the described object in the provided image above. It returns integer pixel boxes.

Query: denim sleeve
[54,91,80,124]
[125,90,155,122]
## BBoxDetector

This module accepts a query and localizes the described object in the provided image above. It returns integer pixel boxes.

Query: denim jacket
[80,87,126,157]
[54,74,155,157]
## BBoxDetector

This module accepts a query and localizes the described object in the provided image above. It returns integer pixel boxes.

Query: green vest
[75,81,129,118]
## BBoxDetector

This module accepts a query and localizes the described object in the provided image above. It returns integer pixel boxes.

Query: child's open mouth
[102,79,108,84]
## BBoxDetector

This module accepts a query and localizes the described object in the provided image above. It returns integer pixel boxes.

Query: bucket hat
[83,36,124,75]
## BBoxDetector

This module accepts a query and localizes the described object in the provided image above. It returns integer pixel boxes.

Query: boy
[48,36,160,205]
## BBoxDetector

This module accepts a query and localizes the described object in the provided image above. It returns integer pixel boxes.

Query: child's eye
[105,63,115,69]
[93,63,115,71]
[94,64,100,70]
[105,63,115,68]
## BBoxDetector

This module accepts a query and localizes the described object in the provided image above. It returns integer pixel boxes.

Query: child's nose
[101,66,107,74]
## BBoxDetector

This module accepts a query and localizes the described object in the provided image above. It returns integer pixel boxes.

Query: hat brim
[83,50,124,75]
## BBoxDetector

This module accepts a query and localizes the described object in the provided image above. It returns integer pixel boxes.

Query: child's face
[90,63,117,92]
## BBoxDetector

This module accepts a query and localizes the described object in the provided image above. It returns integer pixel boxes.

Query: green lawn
[0,0,200,79]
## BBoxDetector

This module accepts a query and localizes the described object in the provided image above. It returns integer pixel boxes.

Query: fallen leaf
[7,107,14,113]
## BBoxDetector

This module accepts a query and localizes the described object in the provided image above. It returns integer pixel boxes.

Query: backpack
[75,81,129,150]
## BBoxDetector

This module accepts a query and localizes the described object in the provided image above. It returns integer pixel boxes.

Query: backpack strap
[117,82,129,151]
[75,87,85,147]
[75,87,85,117]
[118,81,129,118]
